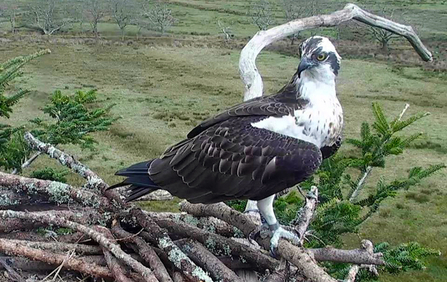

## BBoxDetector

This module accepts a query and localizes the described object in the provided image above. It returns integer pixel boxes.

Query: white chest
[251,97,343,148]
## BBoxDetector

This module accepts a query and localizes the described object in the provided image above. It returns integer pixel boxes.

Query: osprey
[110,36,343,250]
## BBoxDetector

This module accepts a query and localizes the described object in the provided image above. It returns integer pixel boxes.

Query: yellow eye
[316,53,327,61]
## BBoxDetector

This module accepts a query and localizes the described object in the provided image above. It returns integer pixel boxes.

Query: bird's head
[297,36,341,82]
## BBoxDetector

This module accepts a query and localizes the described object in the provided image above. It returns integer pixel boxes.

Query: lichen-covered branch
[0,209,104,233]
[0,238,112,278]
[149,212,278,273]
[4,239,102,255]
[112,220,173,282]
[180,202,337,282]
[145,211,238,238]
[309,240,384,265]
[0,171,111,209]
[95,225,143,282]
[130,208,213,282]
[24,132,125,207]
[239,3,432,99]
[291,186,318,245]
[175,238,243,282]
[0,210,153,279]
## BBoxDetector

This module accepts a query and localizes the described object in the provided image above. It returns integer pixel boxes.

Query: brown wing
[149,116,322,203]
[187,92,308,138]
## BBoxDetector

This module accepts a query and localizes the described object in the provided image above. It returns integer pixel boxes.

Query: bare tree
[141,1,176,35]
[249,0,275,30]
[369,7,400,52]
[82,0,107,38]
[281,0,306,44]
[217,20,234,43]
[28,0,72,35]
[107,0,134,41]
[0,4,19,33]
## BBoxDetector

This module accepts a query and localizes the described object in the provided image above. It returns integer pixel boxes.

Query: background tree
[28,0,73,35]
[141,0,176,35]
[281,0,306,44]
[0,4,20,33]
[82,0,108,38]
[249,0,275,30]
[107,0,135,40]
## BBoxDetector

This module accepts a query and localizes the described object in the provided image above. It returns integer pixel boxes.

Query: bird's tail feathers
[108,160,160,202]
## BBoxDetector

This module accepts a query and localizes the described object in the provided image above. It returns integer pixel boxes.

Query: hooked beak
[297,57,315,78]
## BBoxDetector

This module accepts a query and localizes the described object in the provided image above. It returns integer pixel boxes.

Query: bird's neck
[295,72,337,104]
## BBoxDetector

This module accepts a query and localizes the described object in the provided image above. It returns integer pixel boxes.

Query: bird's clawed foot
[249,223,302,257]
[270,224,301,257]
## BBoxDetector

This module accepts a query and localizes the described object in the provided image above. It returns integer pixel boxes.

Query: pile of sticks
[0,132,384,282]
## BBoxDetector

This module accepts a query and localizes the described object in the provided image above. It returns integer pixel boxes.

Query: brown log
[146,211,237,238]
[0,172,111,209]
[24,132,126,208]
[0,209,103,233]
[130,208,213,282]
[0,238,112,278]
[0,209,153,280]
[309,244,385,266]
[112,220,172,282]
[175,238,243,282]
[181,202,336,282]
[0,257,25,282]
[2,239,102,255]
[149,214,278,273]
[95,225,137,282]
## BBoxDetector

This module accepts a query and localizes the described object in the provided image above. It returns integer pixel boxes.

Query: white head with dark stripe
[297,36,341,83]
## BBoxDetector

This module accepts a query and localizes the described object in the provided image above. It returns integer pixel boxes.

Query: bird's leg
[256,195,301,256]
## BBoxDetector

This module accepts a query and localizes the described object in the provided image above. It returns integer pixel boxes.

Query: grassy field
[1,40,446,281]
[1,0,447,281]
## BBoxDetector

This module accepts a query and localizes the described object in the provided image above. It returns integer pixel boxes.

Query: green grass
[1,0,447,281]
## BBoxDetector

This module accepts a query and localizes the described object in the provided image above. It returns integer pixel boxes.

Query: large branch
[239,3,432,100]
[292,186,318,245]
[130,208,213,282]
[0,210,154,280]
[112,220,173,282]
[24,132,125,208]
[175,238,243,282]
[0,172,112,209]
[0,239,112,279]
[147,212,278,273]
[181,202,337,282]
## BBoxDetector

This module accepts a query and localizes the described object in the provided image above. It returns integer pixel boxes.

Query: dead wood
[130,208,213,282]
[147,211,278,273]
[239,3,432,100]
[0,209,103,233]
[0,172,112,209]
[3,239,102,255]
[95,225,138,282]
[175,238,243,282]
[0,238,112,278]
[0,257,25,282]
[0,209,153,279]
[291,186,318,245]
[112,220,172,282]
[24,132,125,208]
[145,211,237,238]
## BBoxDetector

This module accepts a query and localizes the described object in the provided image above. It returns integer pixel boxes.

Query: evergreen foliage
[30,89,119,150]
[0,50,50,171]
[227,103,444,279]
[30,167,68,183]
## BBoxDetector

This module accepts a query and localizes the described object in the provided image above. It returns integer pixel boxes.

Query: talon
[269,225,302,256]
[248,223,269,244]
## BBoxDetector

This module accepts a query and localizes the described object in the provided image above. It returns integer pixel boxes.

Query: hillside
[0,0,446,281]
